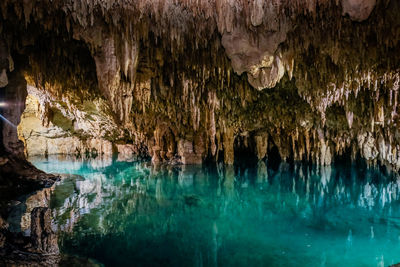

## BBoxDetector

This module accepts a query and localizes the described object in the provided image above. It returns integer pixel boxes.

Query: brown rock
[255,135,268,161]
[223,128,235,165]
[341,0,376,21]
[30,207,59,254]
[178,139,202,165]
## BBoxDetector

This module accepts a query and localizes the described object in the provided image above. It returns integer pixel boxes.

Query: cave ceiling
[0,0,400,167]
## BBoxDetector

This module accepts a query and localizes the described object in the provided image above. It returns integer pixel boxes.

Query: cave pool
[10,156,400,266]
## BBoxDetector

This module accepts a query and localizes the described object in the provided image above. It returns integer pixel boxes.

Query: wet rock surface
[30,207,59,254]
[0,154,59,200]
[0,208,60,266]
[0,174,103,267]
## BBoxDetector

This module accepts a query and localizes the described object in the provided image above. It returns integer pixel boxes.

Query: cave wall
[18,85,140,160]
[18,87,112,157]
[0,0,400,169]
[0,55,26,159]
[0,41,57,195]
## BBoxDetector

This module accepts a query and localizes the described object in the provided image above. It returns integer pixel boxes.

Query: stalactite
[0,0,399,169]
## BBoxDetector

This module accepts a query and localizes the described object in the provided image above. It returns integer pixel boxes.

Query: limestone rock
[178,139,202,165]
[0,0,399,170]
[223,128,235,165]
[0,68,7,87]
[116,144,137,161]
[341,0,376,21]
[92,36,138,124]
[2,68,27,158]
[0,38,9,87]
[221,23,289,90]
[18,86,121,157]
[255,135,268,161]
[30,207,59,254]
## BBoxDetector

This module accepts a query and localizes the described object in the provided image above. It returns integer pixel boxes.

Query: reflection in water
[14,156,400,266]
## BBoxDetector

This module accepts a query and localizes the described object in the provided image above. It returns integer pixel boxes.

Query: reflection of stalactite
[5,158,394,265]
[223,165,235,202]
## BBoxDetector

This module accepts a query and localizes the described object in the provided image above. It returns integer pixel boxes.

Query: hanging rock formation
[0,0,399,171]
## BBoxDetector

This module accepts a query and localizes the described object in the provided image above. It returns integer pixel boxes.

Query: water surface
[26,156,400,266]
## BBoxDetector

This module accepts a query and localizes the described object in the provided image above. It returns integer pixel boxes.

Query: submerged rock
[184,195,202,207]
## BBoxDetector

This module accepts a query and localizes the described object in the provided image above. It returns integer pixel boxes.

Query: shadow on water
[4,154,400,267]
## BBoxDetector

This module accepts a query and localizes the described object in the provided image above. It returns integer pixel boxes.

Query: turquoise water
[30,157,400,266]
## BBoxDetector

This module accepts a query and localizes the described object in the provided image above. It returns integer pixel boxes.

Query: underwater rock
[184,195,202,207]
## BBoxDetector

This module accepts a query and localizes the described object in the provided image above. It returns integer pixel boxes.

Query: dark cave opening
[267,140,282,171]
[233,134,258,168]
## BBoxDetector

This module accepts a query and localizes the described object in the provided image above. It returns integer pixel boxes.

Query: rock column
[30,207,59,255]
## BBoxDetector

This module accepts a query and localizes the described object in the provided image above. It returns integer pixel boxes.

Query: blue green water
[29,156,400,266]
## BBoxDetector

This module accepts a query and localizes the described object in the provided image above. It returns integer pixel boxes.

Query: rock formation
[0,38,58,198]
[0,207,60,266]
[0,0,399,171]
[30,207,59,255]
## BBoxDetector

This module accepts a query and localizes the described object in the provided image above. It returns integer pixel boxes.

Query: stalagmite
[223,128,235,165]
[255,134,268,161]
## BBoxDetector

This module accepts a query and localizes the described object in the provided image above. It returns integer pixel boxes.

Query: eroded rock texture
[0,205,60,266]
[18,86,118,157]
[0,0,399,169]
[0,38,57,197]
